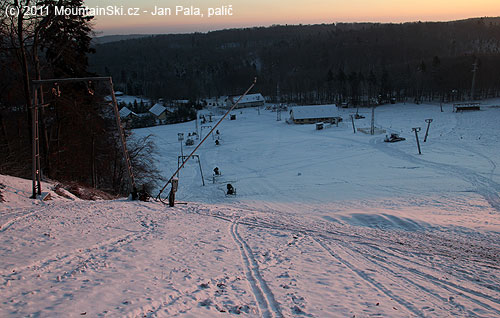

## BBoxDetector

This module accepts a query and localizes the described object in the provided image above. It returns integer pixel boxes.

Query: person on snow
[227,184,235,195]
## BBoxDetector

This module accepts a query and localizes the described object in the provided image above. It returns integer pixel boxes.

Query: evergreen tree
[40,0,95,77]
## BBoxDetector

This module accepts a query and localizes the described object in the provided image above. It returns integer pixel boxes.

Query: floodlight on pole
[424,119,433,142]
[412,127,422,155]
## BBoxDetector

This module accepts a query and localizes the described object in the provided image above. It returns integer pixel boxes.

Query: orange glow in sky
[84,0,500,35]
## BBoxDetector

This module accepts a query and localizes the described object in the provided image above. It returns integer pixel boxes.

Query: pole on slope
[195,110,199,139]
[423,119,433,142]
[470,57,479,101]
[178,133,184,157]
[370,105,375,135]
[30,76,136,198]
[412,127,422,155]
[108,78,137,195]
[156,78,257,205]
[350,115,356,134]
[31,85,42,198]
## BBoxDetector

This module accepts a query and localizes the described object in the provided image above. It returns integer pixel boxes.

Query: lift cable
[155,78,257,203]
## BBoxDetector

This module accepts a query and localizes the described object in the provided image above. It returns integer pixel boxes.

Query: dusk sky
[85,0,500,35]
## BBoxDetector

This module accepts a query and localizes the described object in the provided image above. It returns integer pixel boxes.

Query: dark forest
[90,17,500,105]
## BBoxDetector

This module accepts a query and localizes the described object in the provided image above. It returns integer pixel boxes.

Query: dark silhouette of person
[227,184,235,195]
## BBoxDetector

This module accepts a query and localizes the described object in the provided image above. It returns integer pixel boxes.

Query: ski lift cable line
[32,77,112,84]
[156,78,257,201]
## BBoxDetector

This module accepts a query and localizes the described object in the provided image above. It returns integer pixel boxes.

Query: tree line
[90,17,500,105]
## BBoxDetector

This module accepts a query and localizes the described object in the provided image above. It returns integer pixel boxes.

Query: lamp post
[195,111,199,139]
[412,127,422,155]
[424,119,433,142]
[178,133,184,157]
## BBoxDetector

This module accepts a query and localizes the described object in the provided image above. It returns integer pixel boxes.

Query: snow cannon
[384,133,406,143]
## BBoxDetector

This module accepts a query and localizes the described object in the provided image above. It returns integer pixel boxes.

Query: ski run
[1,100,500,317]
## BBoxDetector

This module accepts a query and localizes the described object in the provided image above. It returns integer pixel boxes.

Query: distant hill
[89,17,500,104]
[92,34,154,45]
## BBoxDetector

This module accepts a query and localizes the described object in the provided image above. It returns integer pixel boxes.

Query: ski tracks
[369,137,500,213]
[1,230,142,278]
[314,235,500,317]
[1,203,162,277]
[0,203,165,316]
[0,211,36,232]
[230,220,283,318]
[0,201,76,232]
[313,237,424,317]
[186,204,500,317]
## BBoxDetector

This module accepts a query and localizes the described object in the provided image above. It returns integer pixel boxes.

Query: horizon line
[93,15,500,37]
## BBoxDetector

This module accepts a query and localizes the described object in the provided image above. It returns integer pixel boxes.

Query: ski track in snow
[0,211,36,232]
[230,220,283,318]
[321,238,496,317]
[1,202,162,276]
[304,127,500,216]
[346,241,500,315]
[3,103,500,317]
[191,204,500,317]
[313,237,423,316]
[2,199,500,317]
[1,229,145,278]
[0,201,76,232]
[368,137,500,213]
[1,216,162,314]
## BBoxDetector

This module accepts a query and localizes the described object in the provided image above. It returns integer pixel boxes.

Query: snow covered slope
[135,100,500,232]
[1,100,500,317]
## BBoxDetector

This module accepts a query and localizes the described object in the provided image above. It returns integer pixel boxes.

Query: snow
[289,104,338,120]
[173,99,190,104]
[116,94,151,106]
[0,175,78,214]
[105,94,151,106]
[1,99,500,317]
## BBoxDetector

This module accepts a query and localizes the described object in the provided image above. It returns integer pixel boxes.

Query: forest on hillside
[90,18,500,105]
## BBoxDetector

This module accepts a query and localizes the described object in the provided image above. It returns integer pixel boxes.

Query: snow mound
[0,175,77,213]
[338,213,428,231]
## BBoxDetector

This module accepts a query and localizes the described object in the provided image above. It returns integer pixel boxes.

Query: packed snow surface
[1,101,500,317]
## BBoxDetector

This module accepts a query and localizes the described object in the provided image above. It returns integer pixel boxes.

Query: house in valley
[226,93,265,108]
[119,107,138,119]
[203,96,228,108]
[149,103,169,123]
[289,105,341,124]
[119,107,139,128]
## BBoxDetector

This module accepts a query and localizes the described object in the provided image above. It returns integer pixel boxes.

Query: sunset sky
[84,0,500,35]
